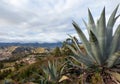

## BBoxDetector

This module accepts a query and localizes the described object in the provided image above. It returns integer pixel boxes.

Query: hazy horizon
[0,0,120,43]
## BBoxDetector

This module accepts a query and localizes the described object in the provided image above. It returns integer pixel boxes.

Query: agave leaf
[110,72,120,82]
[70,55,93,66]
[59,62,67,77]
[52,61,57,79]
[82,19,90,33]
[109,24,120,57]
[59,75,69,82]
[88,9,95,25]
[116,38,120,51]
[114,58,120,66]
[66,43,92,61]
[107,51,120,67]
[72,21,96,62]
[88,9,97,37]
[107,5,119,47]
[89,31,101,65]
[42,66,49,79]
[82,19,88,28]
[48,62,54,79]
[68,35,84,55]
[115,14,120,21]
[66,38,72,43]
[40,79,48,84]
[43,61,57,81]
[65,44,79,56]
[97,7,107,61]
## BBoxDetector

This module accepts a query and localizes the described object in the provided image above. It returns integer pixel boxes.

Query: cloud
[0,0,119,43]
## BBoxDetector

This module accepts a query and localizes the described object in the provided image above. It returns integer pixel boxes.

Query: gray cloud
[0,0,119,43]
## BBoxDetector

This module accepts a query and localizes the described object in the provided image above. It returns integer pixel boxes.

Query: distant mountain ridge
[0,42,62,48]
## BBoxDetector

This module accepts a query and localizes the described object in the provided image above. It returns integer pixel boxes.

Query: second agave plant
[65,5,120,84]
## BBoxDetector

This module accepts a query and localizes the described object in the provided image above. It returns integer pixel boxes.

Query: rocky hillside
[0,46,51,61]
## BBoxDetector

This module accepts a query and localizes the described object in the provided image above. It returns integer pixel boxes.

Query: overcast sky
[0,0,119,43]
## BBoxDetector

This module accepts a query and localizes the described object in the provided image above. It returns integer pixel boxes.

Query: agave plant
[65,5,120,83]
[40,61,66,84]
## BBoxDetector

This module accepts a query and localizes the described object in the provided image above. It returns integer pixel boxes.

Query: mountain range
[0,42,62,48]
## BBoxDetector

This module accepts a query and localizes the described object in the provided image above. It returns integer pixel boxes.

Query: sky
[0,0,120,43]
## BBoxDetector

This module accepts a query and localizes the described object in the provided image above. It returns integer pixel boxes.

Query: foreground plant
[65,5,120,84]
[39,61,66,84]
